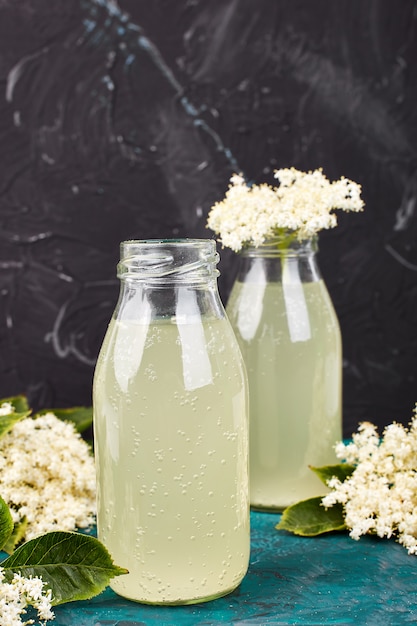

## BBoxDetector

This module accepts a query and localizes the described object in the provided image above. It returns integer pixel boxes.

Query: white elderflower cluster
[322,409,417,554]
[0,568,54,625]
[0,403,96,541]
[206,168,364,252]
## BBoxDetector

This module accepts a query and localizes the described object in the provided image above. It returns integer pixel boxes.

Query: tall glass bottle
[93,239,249,605]
[226,235,342,511]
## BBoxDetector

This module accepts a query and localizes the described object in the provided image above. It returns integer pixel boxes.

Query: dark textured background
[0,0,416,436]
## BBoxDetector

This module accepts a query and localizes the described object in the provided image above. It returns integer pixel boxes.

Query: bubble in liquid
[218,569,227,580]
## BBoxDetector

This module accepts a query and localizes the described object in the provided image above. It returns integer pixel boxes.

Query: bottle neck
[115,239,224,322]
[237,236,321,283]
[240,234,318,258]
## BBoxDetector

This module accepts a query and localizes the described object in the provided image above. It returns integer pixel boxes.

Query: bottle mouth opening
[117,239,220,282]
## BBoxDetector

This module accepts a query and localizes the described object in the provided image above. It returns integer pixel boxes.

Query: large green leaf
[35,406,93,434]
[0,495,13,550]
[276,496,346,536]
[1,531,128,605]
[310,463,355,485]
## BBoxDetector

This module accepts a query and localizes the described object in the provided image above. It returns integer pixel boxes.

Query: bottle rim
[118,238,220,283]
[121,238,216,246]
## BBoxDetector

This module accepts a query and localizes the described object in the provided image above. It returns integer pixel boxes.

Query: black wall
[0,0,416,436]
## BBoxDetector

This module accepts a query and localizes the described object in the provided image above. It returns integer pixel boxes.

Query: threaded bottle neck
[117,239,220,284]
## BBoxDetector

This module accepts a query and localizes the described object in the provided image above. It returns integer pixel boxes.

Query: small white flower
[0,403,13,417]
[206,167,364,251]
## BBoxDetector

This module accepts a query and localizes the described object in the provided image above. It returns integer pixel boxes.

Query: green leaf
[35,406,93,433]
[0,411,31,439]
[276,496,346,536]
[1,531,128,605]
[310,463,355,485]
[0,395,30,413]
[0,495,13,551]
[0,396,31,440]
[2,517,29,555]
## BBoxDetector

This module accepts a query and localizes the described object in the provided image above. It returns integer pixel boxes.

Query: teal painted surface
[50,512,417,625]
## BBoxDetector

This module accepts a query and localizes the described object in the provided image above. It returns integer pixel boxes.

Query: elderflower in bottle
[207,167,364,510]
[93,239,249,604]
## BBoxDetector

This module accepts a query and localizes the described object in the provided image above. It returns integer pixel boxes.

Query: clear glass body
[93,239,250,604]
[226,237,342,511]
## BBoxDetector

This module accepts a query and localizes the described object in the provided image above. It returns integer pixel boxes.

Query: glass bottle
[226,235,342,511]
[93,239,250,604]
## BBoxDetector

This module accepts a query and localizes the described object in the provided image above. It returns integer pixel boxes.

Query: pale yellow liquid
[93,316,249,604]
[227,280,342,510]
